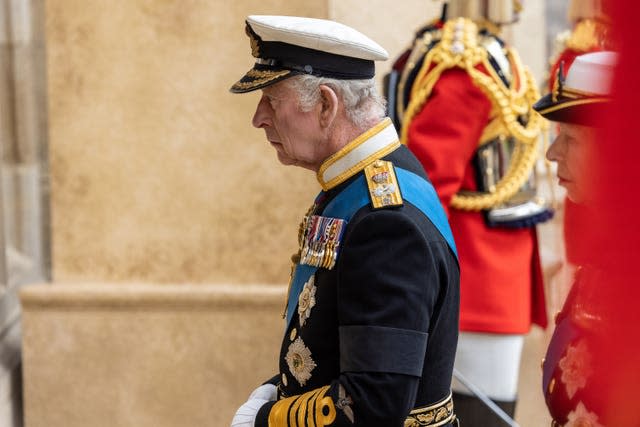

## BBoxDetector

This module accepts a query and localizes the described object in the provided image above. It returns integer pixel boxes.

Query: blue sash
[285,167,457,328]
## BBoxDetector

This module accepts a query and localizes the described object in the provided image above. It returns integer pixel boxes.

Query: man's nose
[252,96,271,129]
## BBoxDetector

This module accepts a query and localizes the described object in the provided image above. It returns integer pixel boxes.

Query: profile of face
[252,80,329,172]
[546,122,597,204]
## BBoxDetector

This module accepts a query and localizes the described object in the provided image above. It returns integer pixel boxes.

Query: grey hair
[287,75,387,130]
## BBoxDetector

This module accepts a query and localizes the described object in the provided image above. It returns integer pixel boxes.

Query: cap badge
[245,23,261,58]
[552,62,565,103]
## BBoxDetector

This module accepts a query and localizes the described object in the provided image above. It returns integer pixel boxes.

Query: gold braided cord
[451,51,546,211]
[451,132,538,211]
[469,50,545,144]
[399,18,546,211]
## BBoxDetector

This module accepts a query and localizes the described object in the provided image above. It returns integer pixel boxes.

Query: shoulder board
[364,160,403,209]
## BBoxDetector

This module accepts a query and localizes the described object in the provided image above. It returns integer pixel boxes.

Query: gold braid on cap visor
[545,64,612,113]
[232,69,291,91]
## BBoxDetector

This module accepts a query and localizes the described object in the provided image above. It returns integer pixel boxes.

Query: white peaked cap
[533,51,618,126]
[247,15,389,61]
[231,15,388,93]
[565,51,618,96]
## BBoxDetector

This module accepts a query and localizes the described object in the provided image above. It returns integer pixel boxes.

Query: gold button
[548,378,556,394]
[540,358,545,370]
[281,373,288,386]
[290,328,297,341]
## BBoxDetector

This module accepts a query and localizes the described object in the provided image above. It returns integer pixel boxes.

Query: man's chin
[276,153,296,166]
[275,154,317,171]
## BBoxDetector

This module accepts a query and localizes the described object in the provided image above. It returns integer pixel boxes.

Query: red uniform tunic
[406,68,546,334]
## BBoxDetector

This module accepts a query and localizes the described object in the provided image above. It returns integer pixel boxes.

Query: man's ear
[318,85,339,128]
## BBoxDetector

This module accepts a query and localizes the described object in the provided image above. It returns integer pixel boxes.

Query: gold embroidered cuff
[268,385,336,427]
[404,393,455,427]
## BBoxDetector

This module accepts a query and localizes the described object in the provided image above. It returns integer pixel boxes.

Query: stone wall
[21,284,284,427]
[46,0,442,284]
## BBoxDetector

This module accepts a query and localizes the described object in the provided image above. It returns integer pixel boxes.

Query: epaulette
[364,160,403,209]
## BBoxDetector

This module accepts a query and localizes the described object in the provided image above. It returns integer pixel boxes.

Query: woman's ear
[318,85,339,128]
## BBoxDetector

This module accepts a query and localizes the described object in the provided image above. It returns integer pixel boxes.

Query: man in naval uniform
[386,1,551,424]
[229,15,460,427]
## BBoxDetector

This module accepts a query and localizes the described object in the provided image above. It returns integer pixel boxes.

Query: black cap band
[231,17,385,93]
[258,40,375,80]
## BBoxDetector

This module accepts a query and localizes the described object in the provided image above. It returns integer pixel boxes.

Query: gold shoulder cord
[399,18,548,211]
[268,385,336,427]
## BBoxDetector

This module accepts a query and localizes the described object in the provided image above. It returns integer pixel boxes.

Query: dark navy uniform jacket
[255,118,460,427]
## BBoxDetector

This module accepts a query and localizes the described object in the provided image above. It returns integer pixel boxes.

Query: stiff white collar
[317,118,400,191]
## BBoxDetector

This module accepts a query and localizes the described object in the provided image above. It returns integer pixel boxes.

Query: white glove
[231,384,277,427]
[248,383,277,401]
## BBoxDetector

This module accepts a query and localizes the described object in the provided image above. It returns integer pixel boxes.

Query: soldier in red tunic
[387,1,551,424]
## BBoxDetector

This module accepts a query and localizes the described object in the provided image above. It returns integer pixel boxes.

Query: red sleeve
[406,68,492,216]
